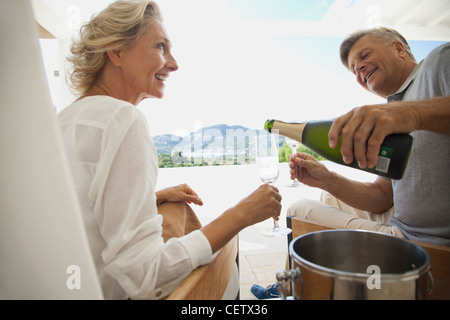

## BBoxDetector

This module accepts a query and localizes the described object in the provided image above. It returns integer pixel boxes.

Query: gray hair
[340,27,416,69]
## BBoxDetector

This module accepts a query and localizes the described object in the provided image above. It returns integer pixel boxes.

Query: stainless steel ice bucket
[278,230,432,300]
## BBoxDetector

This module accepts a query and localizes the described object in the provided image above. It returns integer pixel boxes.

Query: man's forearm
[414,96,450,136]
[323,173,393,214]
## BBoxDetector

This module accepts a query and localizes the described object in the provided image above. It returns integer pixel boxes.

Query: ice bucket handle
[426,270,434,296]
[276,268,302,300]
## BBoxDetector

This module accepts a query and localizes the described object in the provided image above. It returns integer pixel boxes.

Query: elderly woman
[59,0,282,300]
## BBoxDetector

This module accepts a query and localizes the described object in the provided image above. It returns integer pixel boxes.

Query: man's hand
[289,152,332,189]
[328,102,420,168]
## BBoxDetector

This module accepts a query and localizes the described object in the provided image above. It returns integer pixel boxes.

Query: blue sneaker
[250,283,280,299]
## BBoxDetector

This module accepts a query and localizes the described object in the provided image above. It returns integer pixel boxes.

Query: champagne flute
[285,137,301,188]
[257,133,291,237]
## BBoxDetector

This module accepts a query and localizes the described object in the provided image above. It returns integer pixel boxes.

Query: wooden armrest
[165,235,238,300]
[412,240,450,300]
[288,216,334,240]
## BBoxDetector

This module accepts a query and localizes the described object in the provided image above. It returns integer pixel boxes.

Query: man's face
[347,35,409,98]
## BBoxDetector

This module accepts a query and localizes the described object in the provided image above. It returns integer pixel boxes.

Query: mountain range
[152,124,258,154]
[152,124,286,166]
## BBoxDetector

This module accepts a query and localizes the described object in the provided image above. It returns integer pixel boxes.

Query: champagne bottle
[265,119,413,179]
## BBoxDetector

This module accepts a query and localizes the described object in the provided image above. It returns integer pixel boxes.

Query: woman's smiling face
[117,20,178,103]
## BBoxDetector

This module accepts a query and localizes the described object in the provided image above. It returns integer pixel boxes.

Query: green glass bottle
[265,119,413,179]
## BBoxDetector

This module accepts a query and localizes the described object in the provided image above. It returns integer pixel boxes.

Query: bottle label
[375,146,393,173]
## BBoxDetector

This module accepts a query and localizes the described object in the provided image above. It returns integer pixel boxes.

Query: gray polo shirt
[387,42,450,246]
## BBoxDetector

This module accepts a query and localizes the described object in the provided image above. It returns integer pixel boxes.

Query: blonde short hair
[67,1,163,96]
[340,27,416,70]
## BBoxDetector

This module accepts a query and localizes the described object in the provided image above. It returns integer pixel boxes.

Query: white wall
[0,0,102,299]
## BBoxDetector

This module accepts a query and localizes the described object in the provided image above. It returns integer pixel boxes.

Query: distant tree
[279,143,292,163]
[158,153,174,168]
[279,142,325,163]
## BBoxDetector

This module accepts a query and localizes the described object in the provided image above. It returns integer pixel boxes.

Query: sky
[40,0,447,138]
[136,0,446,137]
[138,0,379,137]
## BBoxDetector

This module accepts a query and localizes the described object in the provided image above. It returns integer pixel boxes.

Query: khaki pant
[159,201,203,242]
[158,201,239,300]
[287,191,404,238]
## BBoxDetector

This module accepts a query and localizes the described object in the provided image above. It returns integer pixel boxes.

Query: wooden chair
[0,0,103,299]
[287,216,450,300]
[166,236,239,300]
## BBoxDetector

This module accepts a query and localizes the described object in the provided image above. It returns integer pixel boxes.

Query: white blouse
[58,96,212,299]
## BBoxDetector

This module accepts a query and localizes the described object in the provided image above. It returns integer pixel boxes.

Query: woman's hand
[233,184,282,226]
[156,183,203,206]
[201,183,282,253]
